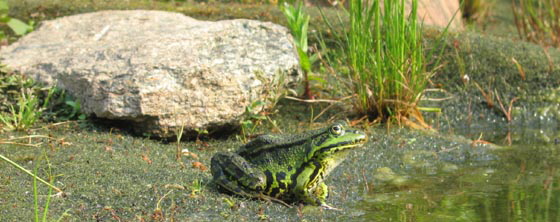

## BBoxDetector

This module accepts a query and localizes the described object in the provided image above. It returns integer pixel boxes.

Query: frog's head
[308,122,367,163]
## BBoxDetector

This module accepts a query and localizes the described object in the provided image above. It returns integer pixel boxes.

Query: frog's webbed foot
[299,181,340,209]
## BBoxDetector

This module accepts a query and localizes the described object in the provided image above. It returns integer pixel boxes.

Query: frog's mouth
[319,132,367,154]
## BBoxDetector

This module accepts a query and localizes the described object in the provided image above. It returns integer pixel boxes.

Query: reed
[344,0,430,126]
[513,0,560,48]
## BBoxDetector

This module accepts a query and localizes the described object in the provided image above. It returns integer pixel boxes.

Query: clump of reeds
[341,0,432,127]
[513,0,560,48]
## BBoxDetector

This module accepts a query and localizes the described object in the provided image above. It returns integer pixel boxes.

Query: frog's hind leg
[211,152,267,197]
[211,152,293,207]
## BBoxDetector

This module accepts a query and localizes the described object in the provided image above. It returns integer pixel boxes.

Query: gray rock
[0,10,301,136]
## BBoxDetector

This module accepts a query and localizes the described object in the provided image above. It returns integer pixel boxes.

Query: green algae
[421,30,560,142]
[1,116,507,221]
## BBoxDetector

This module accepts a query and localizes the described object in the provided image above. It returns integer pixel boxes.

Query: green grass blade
[42,157,54,222]
[34,164,39,222]
[0,154,62,193]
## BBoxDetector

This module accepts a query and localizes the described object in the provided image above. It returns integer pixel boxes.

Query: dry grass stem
[284,95,355,103]
[474,82,494,108]
[511,57,526,80]
[495,90,519,123]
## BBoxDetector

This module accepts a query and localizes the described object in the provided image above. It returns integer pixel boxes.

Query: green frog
[210,121,367,209]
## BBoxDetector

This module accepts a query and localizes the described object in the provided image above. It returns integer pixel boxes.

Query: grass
[0,68,86,131]
[0,68,77,221]
[0,143,64,220]
[0,87,55,131]
[280,1,314,99]
[33,156,54,222]
[238,71,287,142]
[512,0,560,48]
[0,153,62,193]
[320,0,435,128]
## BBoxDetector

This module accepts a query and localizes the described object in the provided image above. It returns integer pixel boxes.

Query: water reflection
[354,140,560,221]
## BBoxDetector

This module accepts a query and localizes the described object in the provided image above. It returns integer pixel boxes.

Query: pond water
[352,130,560,221]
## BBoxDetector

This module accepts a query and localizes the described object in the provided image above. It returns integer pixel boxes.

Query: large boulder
[0,10,301,136]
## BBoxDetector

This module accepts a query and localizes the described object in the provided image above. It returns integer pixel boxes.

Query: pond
[349,128,560,221]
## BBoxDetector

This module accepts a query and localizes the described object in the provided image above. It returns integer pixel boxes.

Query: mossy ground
[1,107,504,221]
[2,0,560,220]
[423,31,560,141]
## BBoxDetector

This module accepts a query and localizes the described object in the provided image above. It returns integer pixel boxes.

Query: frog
[210,121,367,209]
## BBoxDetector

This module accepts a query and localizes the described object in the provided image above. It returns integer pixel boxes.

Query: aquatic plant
[513,0,560,48]
[322,0,435,128]
[32,156,56,222]
[0,153,61,192]
[2,151,69,221]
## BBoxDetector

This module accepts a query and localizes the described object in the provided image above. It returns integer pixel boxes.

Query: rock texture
[0,10,301,136]
[417,0,462,30]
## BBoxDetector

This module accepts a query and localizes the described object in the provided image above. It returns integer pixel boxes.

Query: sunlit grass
[0,87,55,131]
[320,0,435,127]
[33,157,53,222]
[513,0,560,48]
[0,153,62,193]
[281,1,314,99]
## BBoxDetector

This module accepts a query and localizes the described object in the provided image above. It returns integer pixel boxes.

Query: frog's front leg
[211,152,267,197]
[302,182,340,210]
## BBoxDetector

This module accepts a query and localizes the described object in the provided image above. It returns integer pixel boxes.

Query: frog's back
[238,128,325,153]
[236,129,327,168]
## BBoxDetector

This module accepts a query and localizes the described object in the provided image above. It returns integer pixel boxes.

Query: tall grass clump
[342,0,430,127]
[513,0,560,48]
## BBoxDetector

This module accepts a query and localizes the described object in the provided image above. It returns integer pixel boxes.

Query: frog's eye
[330,124,344,135]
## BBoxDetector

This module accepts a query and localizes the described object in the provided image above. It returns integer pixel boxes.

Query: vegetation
[513,0,560,48]
[460,0,494,24]
[0,70,49,132]
[2,0,560,220]
[0,70,84,132]
[0,87,55,131]
[238,71,286,142]
[281,1,314,99]
[319,0,433,128]
[0,0,33,41]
